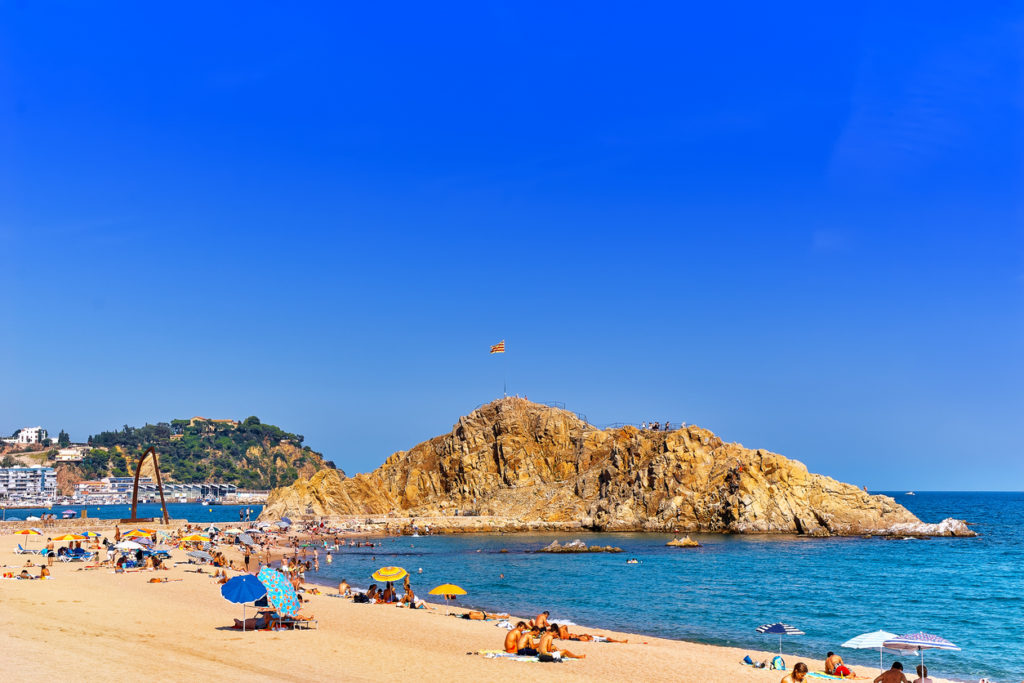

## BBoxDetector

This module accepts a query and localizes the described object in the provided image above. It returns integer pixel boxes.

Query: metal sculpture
[127,446,170,524]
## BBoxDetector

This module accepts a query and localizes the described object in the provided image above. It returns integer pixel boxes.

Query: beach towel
[472,650,575,664]
[808,672,869,681]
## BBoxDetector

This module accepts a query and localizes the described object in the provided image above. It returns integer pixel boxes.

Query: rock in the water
[667,536,701,547]
[260,398,973,537]
[537,539,621,553]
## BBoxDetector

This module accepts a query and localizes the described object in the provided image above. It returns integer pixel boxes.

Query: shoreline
[0,522,969,682]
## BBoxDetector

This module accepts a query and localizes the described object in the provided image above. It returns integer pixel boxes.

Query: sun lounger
[273,613,318,630]
[14,544,43,555]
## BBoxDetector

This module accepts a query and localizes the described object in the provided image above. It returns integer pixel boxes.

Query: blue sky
[1,3,1020,489]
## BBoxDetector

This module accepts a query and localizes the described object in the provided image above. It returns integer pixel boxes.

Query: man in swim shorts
[825,651,852,677]
[505,622,527,653]
[538,624,585,660]
[516,626,540,656]
[530,610,549,629]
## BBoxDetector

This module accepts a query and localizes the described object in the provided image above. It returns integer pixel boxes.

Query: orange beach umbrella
[52,534,86,542]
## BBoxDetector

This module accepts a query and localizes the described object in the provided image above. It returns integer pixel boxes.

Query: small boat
[905,491,916,496]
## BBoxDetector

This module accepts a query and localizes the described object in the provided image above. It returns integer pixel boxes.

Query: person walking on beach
[873,662,910,683]
[780,662,808,682]
[243,548,251,571]
[114,525,121,543]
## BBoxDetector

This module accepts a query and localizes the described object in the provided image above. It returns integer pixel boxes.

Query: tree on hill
[57,430,70,447]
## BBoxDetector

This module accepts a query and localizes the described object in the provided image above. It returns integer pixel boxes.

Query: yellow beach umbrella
[371,566,408,583]
[124,530,150,539]
[428,583,467,615]
[181,534,210,543]
[52,534,86,542]
[14,528,42,535]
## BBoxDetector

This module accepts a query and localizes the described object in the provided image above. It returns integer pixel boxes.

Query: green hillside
[81,416,334,489]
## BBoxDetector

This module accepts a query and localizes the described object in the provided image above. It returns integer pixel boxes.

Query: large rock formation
[261,398,970,536]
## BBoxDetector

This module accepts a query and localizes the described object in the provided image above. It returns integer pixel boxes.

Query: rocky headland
[260,398,973,537]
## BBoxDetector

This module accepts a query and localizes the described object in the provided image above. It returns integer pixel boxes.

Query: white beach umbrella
[115,541,145,551]
[842,630,898,673]
[883,633,960,678]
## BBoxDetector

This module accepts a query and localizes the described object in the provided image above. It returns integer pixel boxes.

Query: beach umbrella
[428,583,467,615]
[52,534,87,542]
[181,534,211,543]
[116,541,145,551]
[256,567,300,618]
[274,521,290,529]
[883,633,960,676]
[224,528,244,534]
[26,516,40,521]
[14,528,42,550]
[237,534,255,546]
[372,566,408,583]
[842,630,898,673]
[132,536,153,546]
[280,517,292,525]
[124,530,151,539]
[221,575,268,632]
[187,550,214,562]
[79,531,102,538]
[756,622,805,656]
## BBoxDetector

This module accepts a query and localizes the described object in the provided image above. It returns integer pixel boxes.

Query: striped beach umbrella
[842,630,898,674]
[181,534,211,543]
[79,531,102,538]
[883,633,959,675]
[124,529,151,539]
[256,567,300,618]
[52,534,87,542]
[372,566,408,583]
[756,622,805,656]
[14,528,42,535]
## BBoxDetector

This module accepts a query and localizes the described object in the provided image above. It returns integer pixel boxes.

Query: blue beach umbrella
[280,517,292,525]
[221,575,268,632]
[256,567,300,618]
[883,633,960,677]
[756,622,805,656]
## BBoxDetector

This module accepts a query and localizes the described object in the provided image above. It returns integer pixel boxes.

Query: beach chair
[14,544,33,555]
[278,613,318,630]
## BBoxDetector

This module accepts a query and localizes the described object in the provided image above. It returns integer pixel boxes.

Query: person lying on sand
[538,624,585,660]
[505,622,527,653]
[556,624,627,643]
[780,662,808,682]
[874,662,911,683]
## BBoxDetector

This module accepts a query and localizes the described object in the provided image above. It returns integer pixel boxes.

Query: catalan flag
[490,340,505,354]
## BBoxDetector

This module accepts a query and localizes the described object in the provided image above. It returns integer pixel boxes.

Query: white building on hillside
[2,426,48,445]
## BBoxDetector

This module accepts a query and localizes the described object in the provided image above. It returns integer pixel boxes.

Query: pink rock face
[261,398,972,537]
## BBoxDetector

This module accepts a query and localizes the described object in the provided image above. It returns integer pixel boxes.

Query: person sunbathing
[556,624,627,643]
[538,624,585,660]
[233,613,273,630]
[874,662,911,683]
[338,579,351,597]
[781,662,808,682]
[39,566,50,579]
[505,622,527,653]
[530,610,550,629]
[516,626,541,656]
[825,651,852,677]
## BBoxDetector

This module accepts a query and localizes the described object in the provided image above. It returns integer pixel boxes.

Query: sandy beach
[0,525,955,683]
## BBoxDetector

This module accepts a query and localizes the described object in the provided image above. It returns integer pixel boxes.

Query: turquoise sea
[302,492,1021,683]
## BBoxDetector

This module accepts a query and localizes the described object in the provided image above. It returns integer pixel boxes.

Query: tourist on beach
[39,565,50,579]
[338,579,351,597]
[46,538,54,566]
[530,611,550,629]
[825,651,851,677]
[555,624,627,643]
[504,622,527,653]
[780,662,808,682]
[365,584,379,602]
[243,549,251,571]
[912,664,932,683]
[516,627,541,656]
[538,624,585,660]
[874,662,910,683]
[114,525,121,543]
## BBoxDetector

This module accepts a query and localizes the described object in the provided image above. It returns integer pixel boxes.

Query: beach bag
[770,656,785,671]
